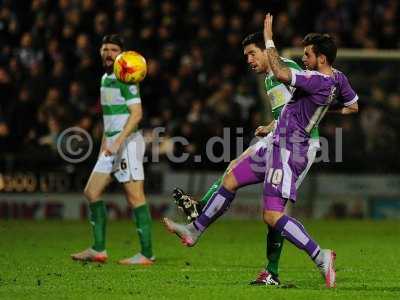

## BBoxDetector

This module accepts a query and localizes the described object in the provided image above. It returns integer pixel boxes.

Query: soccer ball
[113,51,147,84]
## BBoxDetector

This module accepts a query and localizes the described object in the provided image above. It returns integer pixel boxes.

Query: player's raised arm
[263,13,292,84]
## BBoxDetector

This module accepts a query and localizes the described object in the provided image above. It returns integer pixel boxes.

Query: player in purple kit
[164,14,358,288]
[259,13,358,288]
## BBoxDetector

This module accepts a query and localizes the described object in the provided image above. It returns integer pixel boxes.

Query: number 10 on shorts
[267,168,283,185]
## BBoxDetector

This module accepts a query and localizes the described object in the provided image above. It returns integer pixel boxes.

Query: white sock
[313,249,324,265]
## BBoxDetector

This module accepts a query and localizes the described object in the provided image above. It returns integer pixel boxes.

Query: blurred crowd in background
[0,0,399,175]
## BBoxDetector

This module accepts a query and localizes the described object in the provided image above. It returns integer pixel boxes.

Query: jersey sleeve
[289,69,327,94]
[121,83,141,106]
[283,58,302,72]
[283,59,302,94]
[337,73,358,106]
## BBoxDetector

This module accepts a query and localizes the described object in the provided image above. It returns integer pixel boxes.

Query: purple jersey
[273,68,358,147]
[263,68,358,203]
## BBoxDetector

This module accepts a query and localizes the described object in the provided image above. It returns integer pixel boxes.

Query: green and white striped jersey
[264,58,319,139]
[100,73,141,137]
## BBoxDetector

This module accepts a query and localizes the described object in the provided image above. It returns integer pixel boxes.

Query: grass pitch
[0,219,399,299]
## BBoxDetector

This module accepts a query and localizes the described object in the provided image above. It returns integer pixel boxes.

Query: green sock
[198,176,223,207]
[89,201,107,252]
[266,225,284,277]
[133,204,153,258]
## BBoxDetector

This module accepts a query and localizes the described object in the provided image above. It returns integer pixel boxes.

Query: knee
[227,159,237,171]
[263,210,283,227]
[222,170,239,192]
[84,187,99,202]
[126,192,146,208]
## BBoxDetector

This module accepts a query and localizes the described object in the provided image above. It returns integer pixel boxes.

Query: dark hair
[102,34,125,50]
[302,33,337,65]
[242,31,265,50]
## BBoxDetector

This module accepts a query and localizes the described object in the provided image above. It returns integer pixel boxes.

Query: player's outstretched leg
[163,217,202,247]
[171,174,223,221]
[171,146,259,221]
[172,181,286,283]
[172,188,203,222]
[165,143,268,247]
[264,202,336,288]
[164,174,238,246]
[172,154,245,222]
[71,172,110,263]
[197,176,223,208]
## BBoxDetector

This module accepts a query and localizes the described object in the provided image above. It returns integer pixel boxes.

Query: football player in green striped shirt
[71,34,154,265]
[167,32,320,284]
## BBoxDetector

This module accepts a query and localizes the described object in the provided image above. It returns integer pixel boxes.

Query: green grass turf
[0,219,399,299]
